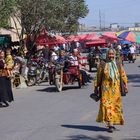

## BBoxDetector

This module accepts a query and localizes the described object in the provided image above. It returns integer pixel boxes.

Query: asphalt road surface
[0,59,140,140]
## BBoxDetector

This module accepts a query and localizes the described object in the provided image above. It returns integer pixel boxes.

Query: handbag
[90,93,100,102]
[120,77,128,96]
[90,61,105,102]
[90,87,101,102]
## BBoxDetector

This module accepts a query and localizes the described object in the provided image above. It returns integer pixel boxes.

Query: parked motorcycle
[39,60,49,82]
[54,63,63,92]
[27,61,39,86]
[128,53,136,63]
[27,56,49,86]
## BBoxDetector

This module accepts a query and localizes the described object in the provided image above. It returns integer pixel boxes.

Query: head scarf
[106,48,119,82]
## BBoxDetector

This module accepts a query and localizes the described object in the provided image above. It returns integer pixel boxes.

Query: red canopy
[102,32,118,40]
[36,32,66,46]
[66,35,80,42]
[55,35,66,43]
[84,33,99,41]
[85,38,107,48]
[78,33,99,41]
[66,33,100,42]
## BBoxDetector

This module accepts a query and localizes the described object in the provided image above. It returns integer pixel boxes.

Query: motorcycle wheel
[55,70,63,92]
[27,77,36,86]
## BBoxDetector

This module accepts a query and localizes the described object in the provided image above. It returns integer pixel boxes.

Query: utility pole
[103,12,105,30]
[99,10,102,30]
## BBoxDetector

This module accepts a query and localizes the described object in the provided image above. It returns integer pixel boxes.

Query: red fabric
[78,33,99,41]
[86,38,107,47]
[67,35,80,42]
[84,33,99,41]
[36,30,66,46]
[55,35,66,43]
[69,66,78,75]
[102,32,118,40]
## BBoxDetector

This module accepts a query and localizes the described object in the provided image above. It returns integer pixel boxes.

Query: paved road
[0,60,140,140]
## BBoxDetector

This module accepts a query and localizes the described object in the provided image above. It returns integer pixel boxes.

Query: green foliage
[16,0,88,34]
[0,0,16,28]
[45,0,89,33]
[0,0,89,34]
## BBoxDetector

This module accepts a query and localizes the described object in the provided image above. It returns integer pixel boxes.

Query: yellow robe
[94,63,128,125]
[6,54,14,69]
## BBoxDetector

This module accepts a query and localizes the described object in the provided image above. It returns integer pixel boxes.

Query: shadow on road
[37,86,81,93]
[123,137,140,140]
[61,125,108,132]
[37,87,58,92]
[133,85,140,87]
[127,74,140,83]
[64,134,112,140]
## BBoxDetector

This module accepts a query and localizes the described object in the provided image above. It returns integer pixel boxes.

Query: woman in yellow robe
[94,48,128,133]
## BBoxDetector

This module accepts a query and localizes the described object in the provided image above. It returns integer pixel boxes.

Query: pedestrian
[0,50,14,107]
[70,49,91,86]
[94,48,128,133]
[115,46,123,64]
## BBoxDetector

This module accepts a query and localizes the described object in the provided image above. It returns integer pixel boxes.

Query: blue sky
[80,0,140,27]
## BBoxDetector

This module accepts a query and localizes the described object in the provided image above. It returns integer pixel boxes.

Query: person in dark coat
[0,50,14,107]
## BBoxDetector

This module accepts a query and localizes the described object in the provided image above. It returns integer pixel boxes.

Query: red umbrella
[102,32,118,40]
[67,35,80,42]
[78,34,87,41]
[85,33,99,41]
[86,38,107,48]
[55,35,66,43]
[78,33,99,41]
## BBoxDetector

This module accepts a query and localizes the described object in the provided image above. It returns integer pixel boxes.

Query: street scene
[0,0,140,140]
[0,58,139,140]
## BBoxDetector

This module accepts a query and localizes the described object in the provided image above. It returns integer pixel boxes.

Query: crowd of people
[1,38,139,134]
[0,41,92,107]
[0,39,137,108]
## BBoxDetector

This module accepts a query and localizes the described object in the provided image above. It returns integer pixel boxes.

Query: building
[0,16,22,42]
[0,28,19,42]
[135,23,140,27]
[110,23,119,31]
[129,27,140,32]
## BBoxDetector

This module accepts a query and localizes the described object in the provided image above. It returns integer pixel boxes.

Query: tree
[0,0,88,50]
[62,0,89,34]
[0,0,89,34]
[0,0,16,28]
[43,0,89,34]
[14,0,88,35]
